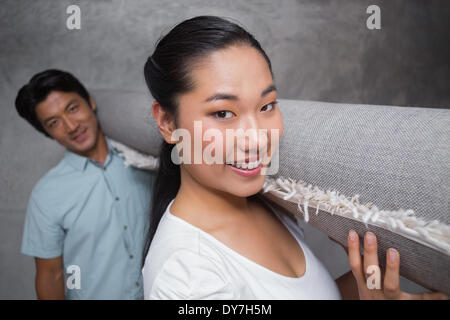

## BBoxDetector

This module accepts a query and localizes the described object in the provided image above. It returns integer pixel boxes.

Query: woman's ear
[152,100,176,144]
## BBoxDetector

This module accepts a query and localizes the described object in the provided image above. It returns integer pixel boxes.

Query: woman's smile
[226,161,263,177]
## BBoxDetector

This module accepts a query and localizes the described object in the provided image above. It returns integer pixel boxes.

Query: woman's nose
[237,117,267,154]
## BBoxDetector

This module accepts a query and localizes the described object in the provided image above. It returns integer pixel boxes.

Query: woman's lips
[226,162,263,177]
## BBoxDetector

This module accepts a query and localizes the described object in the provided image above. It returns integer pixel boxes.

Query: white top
[142,197,342,300]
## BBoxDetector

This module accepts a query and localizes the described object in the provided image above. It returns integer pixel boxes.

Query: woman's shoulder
[148,207,228,260]
[142,210,237,299]
[144,210,204,272]
[145,246,236,299]
[253,193,306,241]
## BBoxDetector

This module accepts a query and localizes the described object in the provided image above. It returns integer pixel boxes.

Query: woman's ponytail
[143,141,180,262]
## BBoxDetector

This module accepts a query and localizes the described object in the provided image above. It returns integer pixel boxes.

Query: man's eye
[212,110,234,120]
[69,105,78,112]
[48,120,58,128]
[261,101,277,112]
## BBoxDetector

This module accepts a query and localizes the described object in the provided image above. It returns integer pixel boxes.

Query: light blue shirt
[21,137,156,299]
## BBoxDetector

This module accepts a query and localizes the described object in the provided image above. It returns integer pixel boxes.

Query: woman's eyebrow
[204,84,277,103]
[261,84,277,97]
[204,93,238,103]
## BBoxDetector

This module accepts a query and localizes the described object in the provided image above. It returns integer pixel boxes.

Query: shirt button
[130,255,134,259]
[135,282,140,287]
[115,196,120,201]
[124,225,128,230]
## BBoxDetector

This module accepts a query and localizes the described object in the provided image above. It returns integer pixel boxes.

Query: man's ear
[89,96,97,113]
[152,100,176,144]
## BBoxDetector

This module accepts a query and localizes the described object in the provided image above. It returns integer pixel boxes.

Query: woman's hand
[346,230,449,300]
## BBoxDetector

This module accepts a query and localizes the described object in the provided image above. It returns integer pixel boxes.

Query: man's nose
[62,116,78,133]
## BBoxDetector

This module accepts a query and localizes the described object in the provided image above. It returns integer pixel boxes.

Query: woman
[142,15,448,300]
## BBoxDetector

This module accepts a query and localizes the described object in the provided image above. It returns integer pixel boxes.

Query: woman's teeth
[227,159,261,170]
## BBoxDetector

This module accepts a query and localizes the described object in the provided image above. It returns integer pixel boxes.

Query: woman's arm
[346,230,448,300]
[327,236,360,299]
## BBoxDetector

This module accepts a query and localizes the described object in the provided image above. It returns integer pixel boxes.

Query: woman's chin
[226,177,266,198]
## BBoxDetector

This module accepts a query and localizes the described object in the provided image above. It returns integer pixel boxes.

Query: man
[15,69,155,299]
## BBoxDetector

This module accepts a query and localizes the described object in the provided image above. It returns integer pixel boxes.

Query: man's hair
[15,69,91,138]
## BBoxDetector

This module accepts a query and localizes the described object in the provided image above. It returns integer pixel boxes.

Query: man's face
[35,90,100,156]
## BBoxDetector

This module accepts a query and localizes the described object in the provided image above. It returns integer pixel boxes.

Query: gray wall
[1,0,448,299]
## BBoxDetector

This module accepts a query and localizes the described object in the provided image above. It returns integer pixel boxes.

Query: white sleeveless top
[142,197,342,300]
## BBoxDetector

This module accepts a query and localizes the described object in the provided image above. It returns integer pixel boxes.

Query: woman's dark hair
[142,15,273,262]
[15,69,91,138]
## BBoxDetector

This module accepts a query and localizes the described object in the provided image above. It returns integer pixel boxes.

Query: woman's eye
[212,110,234,120]
[261,101,277,112]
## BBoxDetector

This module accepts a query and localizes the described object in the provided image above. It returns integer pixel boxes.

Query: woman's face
[174,44,283,197]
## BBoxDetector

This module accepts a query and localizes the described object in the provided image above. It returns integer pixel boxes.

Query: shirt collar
[64,136,118,172]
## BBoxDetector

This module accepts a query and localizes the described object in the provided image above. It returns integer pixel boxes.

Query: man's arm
[35,256,65,299]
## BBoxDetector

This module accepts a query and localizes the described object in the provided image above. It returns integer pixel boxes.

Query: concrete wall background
[1,0,449,299]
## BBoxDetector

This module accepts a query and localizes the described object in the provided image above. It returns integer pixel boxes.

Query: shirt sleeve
[21,195,64,259]
[148,249,238,300]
